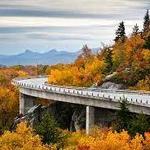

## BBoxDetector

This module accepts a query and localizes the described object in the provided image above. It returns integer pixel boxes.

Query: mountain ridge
[0,48,100,66]
[0,49,79,66]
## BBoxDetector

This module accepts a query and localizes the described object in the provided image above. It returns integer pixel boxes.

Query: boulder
[103,72,117,82]
[100,81,125,90]
[70,108,85,131]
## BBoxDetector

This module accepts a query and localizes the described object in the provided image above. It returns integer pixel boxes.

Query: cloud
[26,32,96,41]
[0,0,149,19]
[0,8,120,19]
[0,0,149,54]
[0,24,118,35]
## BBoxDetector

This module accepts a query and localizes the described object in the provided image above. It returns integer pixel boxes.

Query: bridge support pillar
[19,93,25,114]
[19,93,35,114]
[86,106,95,134]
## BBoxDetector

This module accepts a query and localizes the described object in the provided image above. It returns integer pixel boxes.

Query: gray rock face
[103,72,117,82]
[70,108,85,131]
[100,81,124,90]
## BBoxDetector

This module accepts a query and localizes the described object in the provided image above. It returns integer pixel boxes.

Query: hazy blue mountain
[0,48,100,66]
[0,49,79,66]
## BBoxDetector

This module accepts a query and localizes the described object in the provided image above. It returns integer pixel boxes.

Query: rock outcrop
[100,81,125,90]
[70,108,85,131]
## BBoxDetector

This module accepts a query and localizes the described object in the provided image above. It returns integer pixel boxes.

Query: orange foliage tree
[48,45,105,87]
[0,122,49,150]
[46,11,150,89]
[0,88,18,130]
[64,128,150,150]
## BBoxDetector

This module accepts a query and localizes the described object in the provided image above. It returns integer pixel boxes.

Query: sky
[0,0,149,55]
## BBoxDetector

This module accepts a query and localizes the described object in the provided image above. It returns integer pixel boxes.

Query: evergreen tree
[115,100,131,131]
[143,35,150,49]
[143,9,150,34]
[35,113,64,146]
[129,113,150,136]
[103,47,113,73]
[132,24,139,36]
[115,21,126,42]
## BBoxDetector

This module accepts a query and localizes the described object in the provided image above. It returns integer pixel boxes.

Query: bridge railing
[44,83,150,96]
[12,75,150,94]
[12,76,150,107]
[12,75,49,82]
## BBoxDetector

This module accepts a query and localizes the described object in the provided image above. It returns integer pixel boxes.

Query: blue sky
[0,0,149,55]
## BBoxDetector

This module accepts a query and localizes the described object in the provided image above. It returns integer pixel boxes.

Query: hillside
[48,11,150,91]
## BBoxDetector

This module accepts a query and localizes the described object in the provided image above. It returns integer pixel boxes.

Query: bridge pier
[19,93,25,114]
[19,93,35,114]
[86,106,95,134]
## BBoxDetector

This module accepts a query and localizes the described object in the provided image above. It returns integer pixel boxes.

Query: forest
[0,10,150,150]
[48,11,150,91]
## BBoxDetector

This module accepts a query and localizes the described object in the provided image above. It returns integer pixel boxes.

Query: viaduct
[12,76,150,134]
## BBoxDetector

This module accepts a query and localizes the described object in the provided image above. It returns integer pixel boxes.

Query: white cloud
[0,0,149,54]
[0,16,143,27]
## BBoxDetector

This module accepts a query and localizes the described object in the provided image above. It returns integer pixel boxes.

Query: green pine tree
[103,47,113,73]
[143,9,150,34]
[132,24,139,36]
[35,113,64,146]
[115,100,131,131]
[115,21,126,42]
[143,35,150,49]
[129,113,150,136]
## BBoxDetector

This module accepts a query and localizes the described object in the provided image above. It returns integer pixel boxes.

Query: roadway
[14,77,150,107]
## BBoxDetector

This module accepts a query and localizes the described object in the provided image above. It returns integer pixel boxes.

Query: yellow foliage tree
[63,128,150,150]
[48,56,105,87]
[142,49,150,63]
[0,122,49,150]
[112,42,127,70]
[17,70,28,77]
[134,76,150,91]
[124,35,144,66]
[143,132,150,150]
[0,88,18,130]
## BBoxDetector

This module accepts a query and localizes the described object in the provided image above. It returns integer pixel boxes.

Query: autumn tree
[0,74,7,86]
[80,45,92,60]
[66,128,146,150]
[48,11,150,90]
[115,21,126,42]
[0,122,48,150]
[75,45,93,68]
[112,42,126,70]
[0,88,18,131]
[135,76,150,91]
[37,65,49,75]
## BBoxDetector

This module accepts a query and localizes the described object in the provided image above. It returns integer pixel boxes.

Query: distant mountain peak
[0,49,78,66]
[50,49,57,52]
[24,49,33,53]
[45,49,58,54]
[0,48,100,66]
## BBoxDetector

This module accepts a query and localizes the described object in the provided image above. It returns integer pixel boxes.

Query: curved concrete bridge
[12,76,150,134]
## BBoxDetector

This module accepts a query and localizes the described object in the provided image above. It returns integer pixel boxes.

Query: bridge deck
[13,77,150,108]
